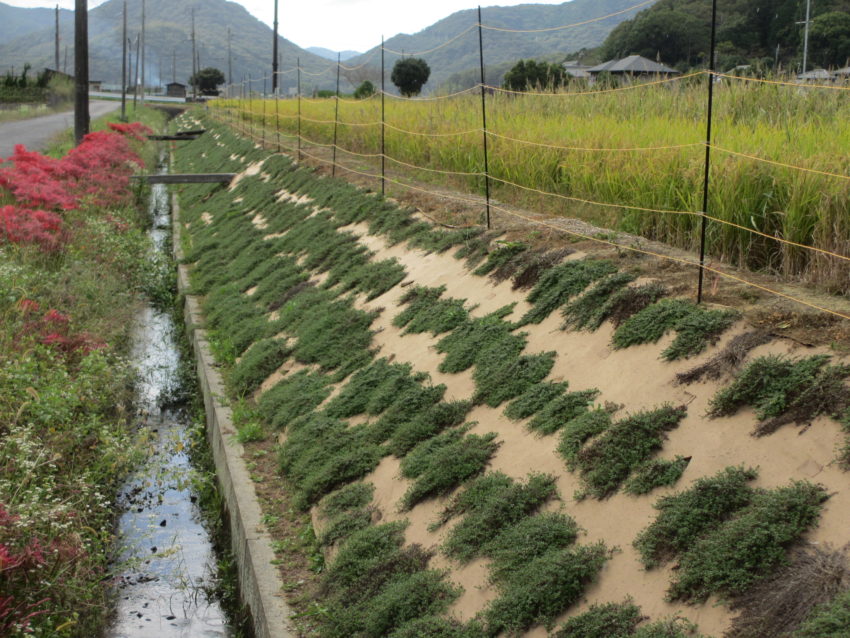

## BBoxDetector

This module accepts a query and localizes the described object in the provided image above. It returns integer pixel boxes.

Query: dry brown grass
[676,331,772,385]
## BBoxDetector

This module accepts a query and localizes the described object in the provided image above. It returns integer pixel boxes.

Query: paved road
[0,100,122,159]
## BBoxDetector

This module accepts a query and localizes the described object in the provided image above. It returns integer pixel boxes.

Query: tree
[391,58,430,97]
[503,59,567,92]
[353,80,376,99]
[189,67,226,96]
[809,11,850,68]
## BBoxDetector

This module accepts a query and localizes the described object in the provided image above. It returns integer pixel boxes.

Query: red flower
[17,299,39,315]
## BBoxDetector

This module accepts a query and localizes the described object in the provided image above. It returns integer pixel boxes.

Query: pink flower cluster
[16,298,105,357]
[0,122,152,252]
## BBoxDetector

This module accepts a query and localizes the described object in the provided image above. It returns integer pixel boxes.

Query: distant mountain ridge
[307,47,361,62]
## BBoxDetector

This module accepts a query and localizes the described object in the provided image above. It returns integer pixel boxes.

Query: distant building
[562,60,593,80]
[797,68,833,82]
[43,68,73,83]
[166,82,187,98]
[587,55,680,78]
[89,80,103,91]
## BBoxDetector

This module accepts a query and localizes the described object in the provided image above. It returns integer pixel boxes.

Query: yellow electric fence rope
[381,86,482,101]
[714,71,850,92]
[479,0,656,32]
[489,131,702,153]
[384,122,481,138]
[489,71,705,97]
[339,49,379,71]
[384,154,484,177]
[381,25,477,56]
[708,144,850,181]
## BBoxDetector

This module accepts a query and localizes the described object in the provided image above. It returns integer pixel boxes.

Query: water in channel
[106,173,233,638]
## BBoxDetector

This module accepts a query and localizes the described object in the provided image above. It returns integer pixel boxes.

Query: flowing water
[106,175,233,638]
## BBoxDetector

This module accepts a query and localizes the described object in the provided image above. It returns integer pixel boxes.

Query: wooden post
[74,0,89,145]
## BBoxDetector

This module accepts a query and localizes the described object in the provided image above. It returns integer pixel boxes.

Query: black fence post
[332,53,341,177]
[297,58,302,161]
[381,36,386,196]
[698,0,719,304]
[262,76,267,147]
[275,75,281,152]
[478,6,492,230]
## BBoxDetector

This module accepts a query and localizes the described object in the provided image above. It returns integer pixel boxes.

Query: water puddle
[106,175,233,638]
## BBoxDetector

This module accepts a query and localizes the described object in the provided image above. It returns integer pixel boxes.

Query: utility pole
[74,0,89,145]
[121,0,127,120]
[54,5,60,71]
[140,0,145,103]
[172,49,176,83]
[133,34,140,109]
[272,0,279,94]
[227,27,232,87]
[191,7,197,99]
[797,0,812,75]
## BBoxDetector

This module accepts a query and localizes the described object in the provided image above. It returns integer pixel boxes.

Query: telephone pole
[802,0,811,75]
[54,5,60,71]
[191,7,197,99]
[121,0,127,120]
[74,0,89,145]
[272,0,279,94]
[140,0,145,103]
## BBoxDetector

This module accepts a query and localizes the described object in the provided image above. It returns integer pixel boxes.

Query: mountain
[0,2,72,48]
[600,0,850,70]
[0,0,337,92]
[307,47,361,62]
[342,0,659,93]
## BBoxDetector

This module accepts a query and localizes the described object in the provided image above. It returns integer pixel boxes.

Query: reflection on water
[107,181,231,638]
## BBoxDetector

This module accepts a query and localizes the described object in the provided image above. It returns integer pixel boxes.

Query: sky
[4,0,571,53]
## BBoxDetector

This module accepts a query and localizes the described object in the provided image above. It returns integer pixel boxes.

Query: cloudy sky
[5,0,571,52]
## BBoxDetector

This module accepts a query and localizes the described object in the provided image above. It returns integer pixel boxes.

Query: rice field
[215,75,850,294]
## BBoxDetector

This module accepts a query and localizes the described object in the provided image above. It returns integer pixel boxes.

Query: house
[562,60,593,80]
[796,68,832,82]
[89,80,102,91]
[587,55,680,78]
[166,82,187,98]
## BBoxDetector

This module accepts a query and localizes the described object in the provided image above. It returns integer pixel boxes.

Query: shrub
[794,589,850,638]
[435,306,517,374]
[519,260,618,325]
[504,381,569,421]
[551,600,644,638]
[388,400,472,456]
[389,616,487,638]
[393,286,469,335]
[527,389,600,435]
[557,408,613,470]
[623,456,691,496]
[256,369,332,430]
[675,330,772,385]
[472,349,556,407]
[562,272,637,331]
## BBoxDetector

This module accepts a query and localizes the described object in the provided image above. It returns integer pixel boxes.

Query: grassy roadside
[0,107,167,636]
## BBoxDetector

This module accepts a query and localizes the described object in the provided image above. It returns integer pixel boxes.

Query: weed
[227,337,291,396]
[519,260,618,325]
[435,305,517,374]
[573,405,687,499]
[236,420,266,443]
[728,545,850,638]
[562,272,637,331]
[551,600,644,638]
[393,286,470,335]
[667,481,828,602]
[257,369,332,430]
[623,456,691,496]
[504,381,569,421]
[675,331,772,385]
[473,349,556,407]
[527,389,600,435]
[708,354,850,437]
[557,408,614,470]
[388,400,473,457]
[399,428,500,510]
[439,472,557,562]
[612,299,738,360]
[482,542,609,635]
[633,466,759,568]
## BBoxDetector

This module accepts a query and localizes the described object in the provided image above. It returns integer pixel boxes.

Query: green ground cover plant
[472,241,528,278]
[504,381,568,420]
[388,615,487,638]
[667,481,828,602]
[562,271,638,331]
[708,354,850,439]
[633,466,759,568]
[227,337,291,396]
[388,399,472,456]
[472,348,556,407]
[519,260,619,325]
[325,359,428,419]
[612,299,738,360]
[399,428,500,510]
[393,286,470,335]
[434,305,518,374]
[794,589,850,638]
[557,408,614,470]
[551,600,644,637]
[675,330,772,385]
[526,389,600,435]
[257,369,333,430]
[572,405,687,499]
[317,483,376,547]
[623,456,691,496]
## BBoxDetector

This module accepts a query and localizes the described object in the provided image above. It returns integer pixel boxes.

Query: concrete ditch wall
[172,192,294,638]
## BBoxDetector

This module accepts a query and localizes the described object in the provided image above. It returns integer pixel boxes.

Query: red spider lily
[107,121,153,141]
[43,309,70,325]
[16,299,40,315]
[0,205,66,252]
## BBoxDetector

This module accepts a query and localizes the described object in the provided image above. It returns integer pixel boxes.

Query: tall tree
[391,58,431,97]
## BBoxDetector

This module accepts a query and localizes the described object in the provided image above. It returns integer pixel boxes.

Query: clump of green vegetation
[504,381,569,420]
[708,354,850,437]
[612,299,738,360]
[393,286,470,335]
[634,466,759,568]
[278,414,383,509]
[472,347,556,407]
[317,482,376,547]
[438,472,557,562]
[509,248,574,291]
[369,382,447,443]
[388,400,472,457]
[334,257,407,301]
[675,330,771,385]
[623,456,691,496]
[727,544,850,638]
[633,618,705,637]
[572,405,687,499]
[256,369,332,430]
[562,272,637,331]
[519,260,619,325]
[604,282,668,327]
[388,615,487,638]
[482,542,609,635]
[551,600,644,637]
[527,389,600,435]
[227,337,291,396]
[794,589,850,638]
[667,481,828,602]
[435,305,517,374]
[399,428,500,510]
[325,359,427,419]
[472,241,528,278]
[558,408,614,470]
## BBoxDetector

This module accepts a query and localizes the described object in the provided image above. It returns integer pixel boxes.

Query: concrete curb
[171,193,295,638]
